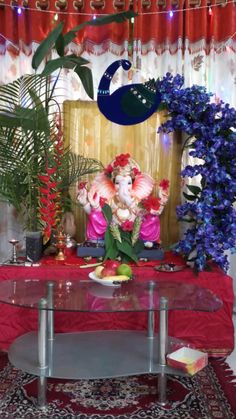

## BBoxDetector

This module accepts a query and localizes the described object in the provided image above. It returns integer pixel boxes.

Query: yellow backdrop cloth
[63,100,182,246]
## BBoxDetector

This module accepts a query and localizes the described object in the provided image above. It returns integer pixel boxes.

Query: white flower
[144,241,153,248]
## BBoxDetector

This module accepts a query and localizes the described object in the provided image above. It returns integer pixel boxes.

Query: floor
[226,309,236,375]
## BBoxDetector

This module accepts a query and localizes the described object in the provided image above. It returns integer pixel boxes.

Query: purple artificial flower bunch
[157,73,236,272]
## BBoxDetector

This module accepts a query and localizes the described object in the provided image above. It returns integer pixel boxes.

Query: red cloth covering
[0,251,234,357]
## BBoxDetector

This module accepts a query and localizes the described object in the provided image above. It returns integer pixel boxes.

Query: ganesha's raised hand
[77,184,93,214]
[150,208,161,216]
[159,188,169,206]
[77,187,88,207]
[155,181,170,215]
[88,188,101,210]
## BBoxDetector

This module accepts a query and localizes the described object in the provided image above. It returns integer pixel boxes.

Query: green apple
[116,264,132,278]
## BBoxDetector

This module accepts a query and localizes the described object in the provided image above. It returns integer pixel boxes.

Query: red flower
[114,153,130,168]
[132,167,141,177]
[38,163,60,244]
[78,182,87,190]
[99,197,107,207]
[121,220,134,232]
[39,187,50,195]
[47,181,57,189]
[159,179,170,191]
[142,196,161,212]
[104,164,113,176]
[39,197,48,206]
[46,166,57,175]
[48,192,58,200]
[38,174,50,183]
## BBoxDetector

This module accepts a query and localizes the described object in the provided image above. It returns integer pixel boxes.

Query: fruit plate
[89,271,130,287]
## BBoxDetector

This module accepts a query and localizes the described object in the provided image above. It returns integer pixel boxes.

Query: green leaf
[86,10,137,26]
[15,107,47,132]
[63,11,137,46]
[186,184,201,195]
[105,227,114,247]
[74,64,94,100]
[0,107,48,132]
[183,192,198,201]
[106,247,119,260]
[117,241,138,263]
[41,55,90,77]
[102,204,113,223]
[27,89,50,133]
[32,21,64,70]
[120,230,132,243]
[118,254,131,264]
[104,228,118,260]
[133,239,144,254]
[55,33,65,57]
[0,113,22,128]
[59,153,103,188]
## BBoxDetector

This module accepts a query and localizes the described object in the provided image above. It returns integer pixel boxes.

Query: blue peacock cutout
[97,60,162,125]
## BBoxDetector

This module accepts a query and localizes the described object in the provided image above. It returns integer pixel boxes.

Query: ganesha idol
[77,154,170,257]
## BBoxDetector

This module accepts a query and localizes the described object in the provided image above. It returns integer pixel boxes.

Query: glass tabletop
[0,279,222,313]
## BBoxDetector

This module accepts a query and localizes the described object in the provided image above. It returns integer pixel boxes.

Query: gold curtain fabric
[63,100,182,247]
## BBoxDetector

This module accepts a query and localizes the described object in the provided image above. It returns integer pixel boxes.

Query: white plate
[88,271,121,287]
[89,284,117,299]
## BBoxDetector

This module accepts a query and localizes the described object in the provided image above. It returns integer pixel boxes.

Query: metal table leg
[157,296,168,405]
[147,282,156,373]
[47,282,54,342]
[37,282,55,408]
[47,281,54,376]
[38,297,48,409]
[147,281,155,338]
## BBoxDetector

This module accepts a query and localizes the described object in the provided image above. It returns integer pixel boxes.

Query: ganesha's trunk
[118,186,133,207]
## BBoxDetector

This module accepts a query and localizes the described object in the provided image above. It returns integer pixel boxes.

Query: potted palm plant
[0,10,136,261]
[0,74,103,260]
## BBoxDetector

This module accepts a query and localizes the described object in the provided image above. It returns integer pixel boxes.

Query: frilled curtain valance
[0,0,235,56]
[133,0,236,52]
[0,0,132,55]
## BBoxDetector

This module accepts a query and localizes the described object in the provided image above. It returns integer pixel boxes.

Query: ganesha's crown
[104,153,141,180]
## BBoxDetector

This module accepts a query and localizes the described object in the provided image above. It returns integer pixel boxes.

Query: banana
[79,262,103,268]
[103,275,130,281]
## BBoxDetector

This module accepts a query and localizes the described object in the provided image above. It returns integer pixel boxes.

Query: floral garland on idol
[156,73,236,273]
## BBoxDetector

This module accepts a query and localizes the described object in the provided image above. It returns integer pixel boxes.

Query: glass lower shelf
[9,330,188,380]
